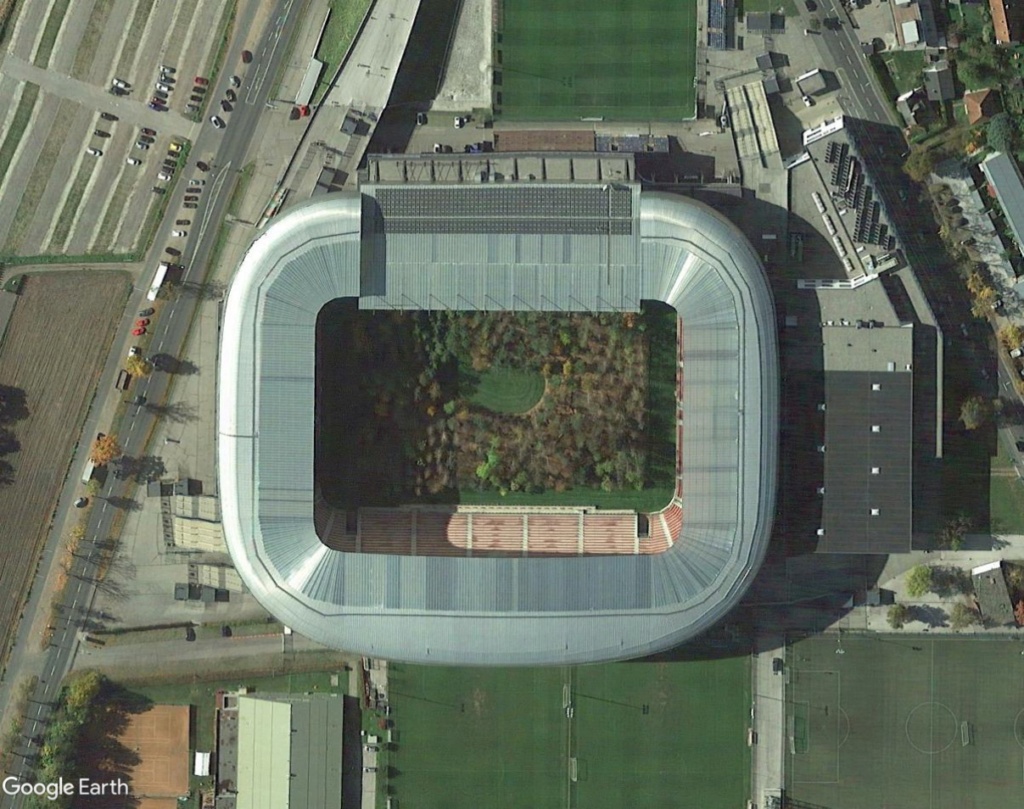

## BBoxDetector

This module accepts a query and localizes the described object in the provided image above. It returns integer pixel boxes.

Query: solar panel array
[373,185,634,236]
[708,0,729,50]
[824,141,892,249]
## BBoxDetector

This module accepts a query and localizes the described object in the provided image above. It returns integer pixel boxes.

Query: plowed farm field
[0,272,128,667]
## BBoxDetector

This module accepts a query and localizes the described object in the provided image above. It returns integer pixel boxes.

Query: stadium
[218,177,779,665]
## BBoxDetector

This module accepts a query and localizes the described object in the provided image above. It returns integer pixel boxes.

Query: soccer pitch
[387,659,750,809]
[787,635,1024,809]
[494,0,698,120]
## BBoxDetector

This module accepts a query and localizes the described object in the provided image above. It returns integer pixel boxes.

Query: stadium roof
[219,182,779,665]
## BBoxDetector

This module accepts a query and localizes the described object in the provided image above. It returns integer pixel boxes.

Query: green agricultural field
[388,658,750,809]
[495,0,696,120]
[787,635,1024,809]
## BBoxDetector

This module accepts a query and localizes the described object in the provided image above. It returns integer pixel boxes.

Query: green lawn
[741,0,798,16]
[989,441,1024,533]
[464,365,544,414]
[496,0,696,120]
[312,0,371,103]
[388,659,750,809]
[880,50,926,97]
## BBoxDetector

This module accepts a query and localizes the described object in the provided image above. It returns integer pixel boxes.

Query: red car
[135,318,150,328]
[241,50,253,64]
[132,327,146,336]
[194,76,208,86]
[141,127,156,136]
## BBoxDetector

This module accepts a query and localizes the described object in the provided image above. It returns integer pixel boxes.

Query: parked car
[184,202,198,209]
[188,179,205,187]
[184,195,199,202]
[126,157,141,166]
[150,96,165,106]
[160,64,176,73]
[109,86,128,97]
[168,142,182,153]
[1011,348,1023,359]
[135,319,150,327]
[186,103,200,113]
[802,95,813,106]
[165,247,181,256]
[86,147,102,157]
[230,75,241,88]
[185,627,196,642]
[100,111,118,121]
[138,308,155,317]
[433,143,442,153]
[175,219,190,226]
[74,497,88,508]
[128,346,141,357]
[132,327,146,336]
[139,135,154,144]
[172,230,187,237]
[147,102,164,111]
[153,90,168,100]
[155,82,172,93]
[225,88,236,102]
[194,76,208,85]
[135,141,149,150]
[210,115,225,129]
[141,127,156,136]
[241,49,253,63]
[111,78,130,89]
[189,95,203,104]
[221,100,232,112]
[94,129,110,137]
[157,171,172,181]
[152,186,165,194]
[453,115,466,128]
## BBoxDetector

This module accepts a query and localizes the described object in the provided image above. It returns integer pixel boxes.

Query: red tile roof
[964,89,1001,125]
[990,0,1024,44]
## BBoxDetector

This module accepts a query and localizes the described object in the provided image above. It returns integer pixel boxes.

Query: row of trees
[27,672,103,808]
[887,600,980,631]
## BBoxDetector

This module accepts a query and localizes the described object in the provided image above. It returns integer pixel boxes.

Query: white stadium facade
[218,178,779,665]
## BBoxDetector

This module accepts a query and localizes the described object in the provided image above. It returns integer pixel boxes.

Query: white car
[111,78,129,89]
[155,82,172,93]
[802,95,814,107]
[172,230,187,238]
[188,179,205,187]
[86,147,102,157]
[126,157,141,166]
[453,116,466,129]
[210,115,225,129]
[157,171,172,181]
[128,346,141,357]
[1012,348,1023,359]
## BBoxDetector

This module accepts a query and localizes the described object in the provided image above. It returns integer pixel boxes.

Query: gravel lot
[0,271,128,668]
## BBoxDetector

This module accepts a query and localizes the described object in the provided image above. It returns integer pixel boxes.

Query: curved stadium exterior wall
[218,184,778,665]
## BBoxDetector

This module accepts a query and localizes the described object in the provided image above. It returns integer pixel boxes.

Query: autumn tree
[905,565,933,598]
[987,112,1018,154]
[124,355,153,378]
[89,433,121,465]
[940,514,972,550]
[959,395,991,431]
[887,603,911,629]
[903,147,936,183]
[949,600,981,630]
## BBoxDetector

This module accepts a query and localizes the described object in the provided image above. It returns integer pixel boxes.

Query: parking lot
[0,0,233,258]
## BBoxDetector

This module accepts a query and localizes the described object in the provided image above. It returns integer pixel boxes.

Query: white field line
[58,156,106,252]
[85,159,131,252]
[41,151,89,249]
[0,77,26,142]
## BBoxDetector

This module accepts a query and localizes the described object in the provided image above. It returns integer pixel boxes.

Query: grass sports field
[495,0,697,120]
[387,659,750,809]
[787,635,1024,809]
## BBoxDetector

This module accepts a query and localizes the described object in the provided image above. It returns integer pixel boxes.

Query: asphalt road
[805,0,895,126]
[0,0,302,799]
